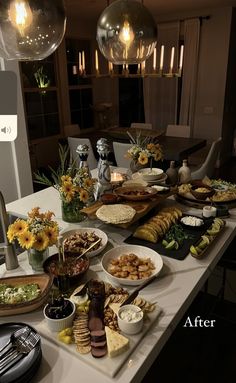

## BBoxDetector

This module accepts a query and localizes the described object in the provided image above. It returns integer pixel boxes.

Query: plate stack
[132,167,167,185]
[0,323,42,383]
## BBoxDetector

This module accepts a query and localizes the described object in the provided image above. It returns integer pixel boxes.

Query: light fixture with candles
[96,0,157,65]
[73,43,184,79]
[0,0,66,61]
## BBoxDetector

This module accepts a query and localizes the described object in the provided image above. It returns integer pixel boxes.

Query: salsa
[47,256,89,277]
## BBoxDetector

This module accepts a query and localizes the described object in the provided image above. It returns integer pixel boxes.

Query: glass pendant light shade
[0,0,66,61]
[96,0,157,65]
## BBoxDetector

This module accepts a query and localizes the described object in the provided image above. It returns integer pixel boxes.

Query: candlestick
[160,45,164,72]
[95,49,99,75]
[179,45,184,71]
[79,52,82,74]
[169,46,175,74]
[153,47,156,72]
[82,50,85,72]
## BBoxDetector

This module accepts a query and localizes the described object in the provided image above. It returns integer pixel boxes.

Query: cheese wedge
[105,326,129,357]
[109,303,121,316]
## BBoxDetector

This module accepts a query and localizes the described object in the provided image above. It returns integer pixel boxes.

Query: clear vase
[28,248,49,272]
[61,200,86,223]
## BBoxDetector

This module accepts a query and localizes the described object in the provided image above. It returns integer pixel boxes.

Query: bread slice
[105,326,129,357]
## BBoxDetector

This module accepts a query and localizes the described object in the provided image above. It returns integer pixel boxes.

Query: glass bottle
[166,161,178,185]
[178,159,191,183]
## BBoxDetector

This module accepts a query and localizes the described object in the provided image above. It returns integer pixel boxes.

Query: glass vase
[61,200,86,223]
[28,248,49,272]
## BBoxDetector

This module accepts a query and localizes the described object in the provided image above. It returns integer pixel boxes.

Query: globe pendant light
[0,0,66,61]
[96,0,157,65]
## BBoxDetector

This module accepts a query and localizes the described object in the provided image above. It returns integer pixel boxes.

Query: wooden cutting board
[81,190,175,228]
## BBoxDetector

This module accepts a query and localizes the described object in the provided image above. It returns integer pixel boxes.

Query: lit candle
[153,47,156,71]
[141,60,146,74]
[72,65,77,75]
[79,52,82,73]
[108,61,113,73]
[111,172,123,182]
[82,50,85,72]
[95,49,99,73]
[170,46,175,72]
[179,45,184,70]
[160,45,164,71]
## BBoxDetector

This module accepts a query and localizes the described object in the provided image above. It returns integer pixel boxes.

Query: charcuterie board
[36,304,162,378]
[81,189,175,228]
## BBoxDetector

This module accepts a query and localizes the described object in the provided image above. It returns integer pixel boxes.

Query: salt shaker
[178,159,191,183]
[76,144,91,177]
[95,140,112,200]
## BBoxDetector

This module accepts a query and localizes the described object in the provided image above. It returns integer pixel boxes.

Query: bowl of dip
[117,304,144,334]
[138,168,164,182]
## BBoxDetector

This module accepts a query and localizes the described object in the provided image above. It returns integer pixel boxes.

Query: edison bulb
[97,0,157,65]
[0,0,66,61]
[8,1,33,36]
[119,20,134,46]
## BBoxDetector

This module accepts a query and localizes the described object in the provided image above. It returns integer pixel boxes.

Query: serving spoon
[75,238,102,262]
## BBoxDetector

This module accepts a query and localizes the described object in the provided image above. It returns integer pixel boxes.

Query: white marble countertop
[2,186,236,383]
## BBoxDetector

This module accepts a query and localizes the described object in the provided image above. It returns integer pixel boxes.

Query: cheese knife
[120,274,157,306]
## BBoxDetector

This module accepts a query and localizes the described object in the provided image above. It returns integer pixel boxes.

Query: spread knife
[120,274,157,306]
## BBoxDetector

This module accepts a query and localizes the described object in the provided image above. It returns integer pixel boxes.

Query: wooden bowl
[0,274,53,317]
[190,184,215,200]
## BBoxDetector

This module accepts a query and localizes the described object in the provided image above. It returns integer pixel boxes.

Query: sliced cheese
[105,326,129,357]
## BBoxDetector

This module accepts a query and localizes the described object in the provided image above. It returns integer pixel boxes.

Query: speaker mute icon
[1,126,11,134]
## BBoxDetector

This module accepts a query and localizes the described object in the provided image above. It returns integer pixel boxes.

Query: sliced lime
[201,235,210,245]
[198,240,208,250]
[165,240,176,250]
[162,239,168,247]
[190,245,199,256]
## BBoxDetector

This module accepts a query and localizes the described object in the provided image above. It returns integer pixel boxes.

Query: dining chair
[130,123,152,130]
[191,137,222,180]
[64,124,80,137]
[166,124,191,138]
[67,137,97,170]
[113,142,133,167]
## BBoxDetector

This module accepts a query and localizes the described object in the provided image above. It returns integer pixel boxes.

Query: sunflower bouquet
[7,207,59,251]
[126,131,163,167]
[34,144,95,222]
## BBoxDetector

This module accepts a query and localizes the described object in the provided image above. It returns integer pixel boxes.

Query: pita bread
[96,204,136,224]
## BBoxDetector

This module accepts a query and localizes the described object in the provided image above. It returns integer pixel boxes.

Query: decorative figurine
[95,139,112,200]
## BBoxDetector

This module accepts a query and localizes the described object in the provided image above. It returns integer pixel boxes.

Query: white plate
[132,172,167,184]
[101,244,163,286]
[60,227,108,258]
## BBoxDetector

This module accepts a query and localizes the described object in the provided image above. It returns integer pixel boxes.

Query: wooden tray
[176,193,236,209]
[81,189,175,228]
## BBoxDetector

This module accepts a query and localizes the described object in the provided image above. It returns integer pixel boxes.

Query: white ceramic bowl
[60,227,108,258]
[118,304,144,335]
[138,168,164,182]
[101,244,163,286]
[43,299,76,332]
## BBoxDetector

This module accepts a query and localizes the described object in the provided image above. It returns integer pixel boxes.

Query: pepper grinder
[95,141,112,200]
[76,144,91,177]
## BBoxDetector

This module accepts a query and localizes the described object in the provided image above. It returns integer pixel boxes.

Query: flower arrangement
[7,208,59,251]
[126,131,163,167]
[34,144,95,222]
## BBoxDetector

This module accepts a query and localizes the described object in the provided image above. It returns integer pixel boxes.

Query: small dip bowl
[117,304,144,334]
[190,184,215,200]
[43,298,76,332]
[138,168,164,182]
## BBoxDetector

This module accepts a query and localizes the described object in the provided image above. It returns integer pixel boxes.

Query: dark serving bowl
[190,183,215,200]
[43,253,89,288]
[180,215,206,230]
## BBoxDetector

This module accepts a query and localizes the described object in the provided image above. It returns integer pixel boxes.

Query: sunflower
[147,143,156,152]
[138,151,149,165]
[34,232,49,251]
[79,189,89,203]
[44,226,59,246]
[61,175,72,183]
[18,231,35,250]
[11,219,28,236]
[83,178,93,188]
[154,151,163,162]
[7,225,16,242]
